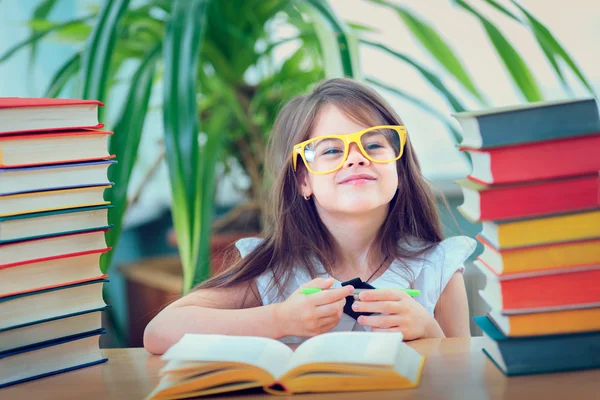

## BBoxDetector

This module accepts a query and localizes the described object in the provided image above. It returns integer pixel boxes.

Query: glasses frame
[292,125,407,175]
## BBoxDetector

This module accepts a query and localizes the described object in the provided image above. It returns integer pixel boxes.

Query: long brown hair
[197,77,444,299]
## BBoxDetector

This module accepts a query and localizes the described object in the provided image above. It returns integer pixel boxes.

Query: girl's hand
[352,289,445,340]
[273,278,353,338]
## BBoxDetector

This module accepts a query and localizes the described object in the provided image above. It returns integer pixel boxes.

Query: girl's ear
[296,167,313,198]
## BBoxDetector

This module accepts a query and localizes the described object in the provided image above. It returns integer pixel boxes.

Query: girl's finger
[371,326,403,332]
[356,314,399,328]
[315,299,345,318]
[358,289,408,302]
[319,315,341,330]
[351,300,401,314]
[310,286,353,306]
[300,277,334,290]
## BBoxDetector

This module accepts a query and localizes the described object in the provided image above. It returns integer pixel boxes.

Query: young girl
[144,78,476,355]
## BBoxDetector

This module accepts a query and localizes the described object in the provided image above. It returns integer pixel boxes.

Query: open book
[146,331,424,399]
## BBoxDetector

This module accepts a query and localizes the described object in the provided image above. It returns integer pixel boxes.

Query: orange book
[477,236,600,274]
[487,306,600,337]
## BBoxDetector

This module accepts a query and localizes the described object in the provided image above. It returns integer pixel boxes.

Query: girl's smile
[337,173,377,185]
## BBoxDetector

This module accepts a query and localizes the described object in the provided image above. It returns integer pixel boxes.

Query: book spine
[487,134,600,184]
[0,358,108,388]
[498,334,600,375]
[501,268,600,310]
[494,209,600,249]
[478,99,600,148]
[480,174,600,220]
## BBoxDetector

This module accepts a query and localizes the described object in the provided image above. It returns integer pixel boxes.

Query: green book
[0,205,113,244]
[452,98,600,149]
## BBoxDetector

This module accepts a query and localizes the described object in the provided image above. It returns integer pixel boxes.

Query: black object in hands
[341,277,375,320]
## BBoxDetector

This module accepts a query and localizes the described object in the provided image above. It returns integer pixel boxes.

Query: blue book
[0,329,107,388]
[0,279,108,333]
[0,159,116,196]
[0,306,109,355]
[452,98,600,149]
[474,315,600,376]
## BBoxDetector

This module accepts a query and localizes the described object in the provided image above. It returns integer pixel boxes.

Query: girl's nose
[343,143,370,169]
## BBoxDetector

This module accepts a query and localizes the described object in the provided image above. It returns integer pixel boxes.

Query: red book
[463,133,600,185]
[0,97,102,135]
[457,173,600,222]
[476,260,600,312]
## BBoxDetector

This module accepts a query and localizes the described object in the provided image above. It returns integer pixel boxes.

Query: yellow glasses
[292,125,407,174]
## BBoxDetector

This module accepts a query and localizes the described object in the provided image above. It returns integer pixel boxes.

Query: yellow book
[489,306,600,337]
[480,209,600,250]
[0,186,110,217]
[146,332,424,399]
[478,237,600,274]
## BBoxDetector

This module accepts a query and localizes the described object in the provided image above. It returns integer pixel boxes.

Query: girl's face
[298,105,399,216]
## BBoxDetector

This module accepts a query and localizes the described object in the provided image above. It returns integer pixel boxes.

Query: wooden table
[1,337,599,399]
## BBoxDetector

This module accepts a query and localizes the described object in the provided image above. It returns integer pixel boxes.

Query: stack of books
[453,98,600,376]
[0,98,115,387]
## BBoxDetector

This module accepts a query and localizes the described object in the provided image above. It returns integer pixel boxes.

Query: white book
[0,160,115,195]
[0,205,110,243]
[0,130,112,168]
[0,279,106,331]
[0,185,110,218]
[0,229,107,267]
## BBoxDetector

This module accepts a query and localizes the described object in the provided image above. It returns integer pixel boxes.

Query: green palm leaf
[482,0,520,21]
[372,0,486,104]
[454,0,543,102]
[366,77,464,145]
[481,0,572,95]
[510,0,596,97]
[195,109,226,289]
[81,0,130,121]
[28,0,59,73]
[0,16,93,64]
[163,0,210,293]
[362,40,466,112]
[45,52,81,97]
[298,0,359,78]
[101,44,160,273]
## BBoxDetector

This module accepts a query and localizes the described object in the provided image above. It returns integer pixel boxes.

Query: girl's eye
[322,148,343,156]
[365,143,384,150]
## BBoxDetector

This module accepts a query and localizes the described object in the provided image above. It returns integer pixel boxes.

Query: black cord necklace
[365,256,388,283]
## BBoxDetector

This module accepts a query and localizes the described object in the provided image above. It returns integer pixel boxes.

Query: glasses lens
[303,137,346,173]
[360,128,401,162]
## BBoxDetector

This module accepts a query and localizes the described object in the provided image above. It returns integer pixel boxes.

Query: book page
[394,342,423,384]
[288,332,403,370]
[162,334,294,378]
